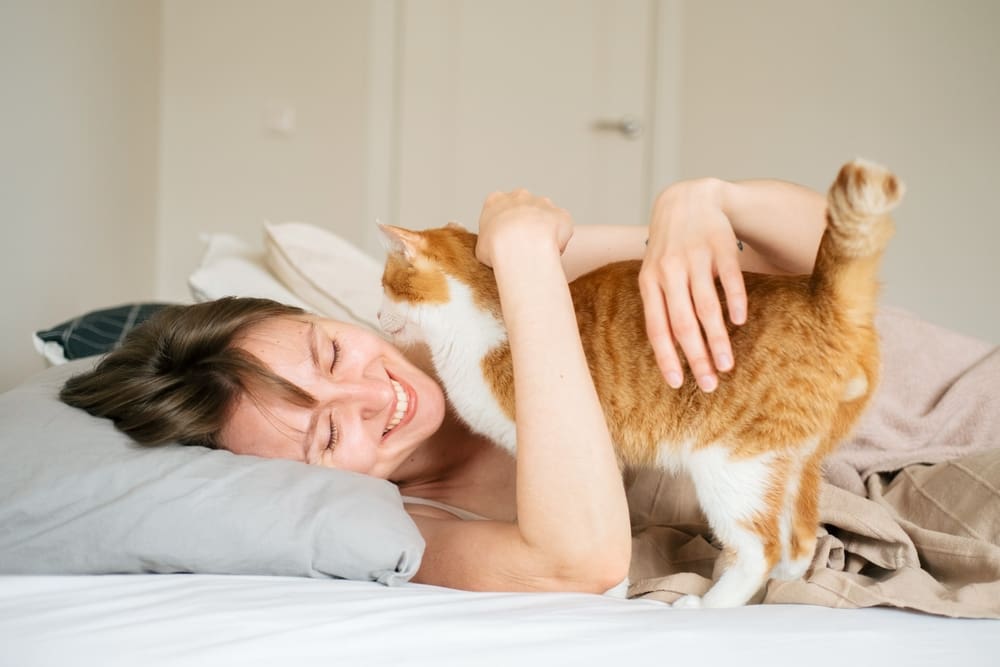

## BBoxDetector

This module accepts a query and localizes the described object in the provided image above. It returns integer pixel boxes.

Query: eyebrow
[307,321,321,371]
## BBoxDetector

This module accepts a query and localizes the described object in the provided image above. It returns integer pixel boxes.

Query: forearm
[720,178,827,274]
[561,224,647,281]
[491,234,631,579]
[563,178,827,279]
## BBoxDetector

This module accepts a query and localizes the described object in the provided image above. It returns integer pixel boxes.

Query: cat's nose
[378,310,404,336]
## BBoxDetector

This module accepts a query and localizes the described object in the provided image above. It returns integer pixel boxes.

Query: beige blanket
[626,307,1000,618]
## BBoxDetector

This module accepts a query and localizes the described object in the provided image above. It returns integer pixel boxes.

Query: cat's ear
[377,222,425,261]
[445,221,468,232]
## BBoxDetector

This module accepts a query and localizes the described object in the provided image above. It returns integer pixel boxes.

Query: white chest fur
[401,277,518,455]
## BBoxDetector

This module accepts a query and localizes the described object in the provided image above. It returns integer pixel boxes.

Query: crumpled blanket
[626,307,1000,618]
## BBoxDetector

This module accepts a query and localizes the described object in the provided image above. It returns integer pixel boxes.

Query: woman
[60,177,827,594]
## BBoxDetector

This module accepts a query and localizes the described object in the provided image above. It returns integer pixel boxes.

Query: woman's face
[219,316,446,479]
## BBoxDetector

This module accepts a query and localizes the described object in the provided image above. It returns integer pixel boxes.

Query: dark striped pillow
[35,303,172,361]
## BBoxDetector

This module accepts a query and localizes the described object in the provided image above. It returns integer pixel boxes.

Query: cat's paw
[771,556,811,582]
[672,594,703,609]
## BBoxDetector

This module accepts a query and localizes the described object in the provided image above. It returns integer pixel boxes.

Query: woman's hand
[475,189,574,268]
[640,178,748,393]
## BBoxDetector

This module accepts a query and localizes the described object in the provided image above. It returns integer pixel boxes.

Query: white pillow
[33,336,67,366]
[188,233,314,311]
[264,222,382,331]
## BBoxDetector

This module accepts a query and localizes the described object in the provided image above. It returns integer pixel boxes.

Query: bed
[3,223,999,666]
[2,574,998,667]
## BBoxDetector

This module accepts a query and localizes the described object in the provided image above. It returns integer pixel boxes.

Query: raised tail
[811,159,904,323]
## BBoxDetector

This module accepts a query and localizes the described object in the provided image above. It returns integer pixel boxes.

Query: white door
[391,0,657,234]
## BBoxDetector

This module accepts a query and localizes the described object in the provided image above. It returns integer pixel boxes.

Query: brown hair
[60,297,316,448]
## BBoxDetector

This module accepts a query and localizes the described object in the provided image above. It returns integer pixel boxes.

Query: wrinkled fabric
[626,308,1000,618]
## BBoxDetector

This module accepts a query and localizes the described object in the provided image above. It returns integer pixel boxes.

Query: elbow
[594,547,632,594]
[549,518,633,595]
[569,561,631,596]
[586,563,631,596]
[553,544,632,595]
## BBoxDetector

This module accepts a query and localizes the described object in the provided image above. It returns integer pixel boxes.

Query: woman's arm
[408,190,632,593]
[562,177,826,393]
[561,179,826,280]
[717,178,828,274]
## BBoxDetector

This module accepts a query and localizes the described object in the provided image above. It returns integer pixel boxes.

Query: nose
[313,375,396,420]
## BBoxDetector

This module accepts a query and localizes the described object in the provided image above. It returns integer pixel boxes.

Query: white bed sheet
[1,574,997,667]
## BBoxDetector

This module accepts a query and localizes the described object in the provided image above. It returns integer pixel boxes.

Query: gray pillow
[0,359,423,584]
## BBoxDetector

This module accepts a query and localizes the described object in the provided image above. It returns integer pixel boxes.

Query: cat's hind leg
[674,446,785,609]
[772,453,823,581]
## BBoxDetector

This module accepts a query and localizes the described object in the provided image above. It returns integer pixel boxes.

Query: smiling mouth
[383,378,410,437]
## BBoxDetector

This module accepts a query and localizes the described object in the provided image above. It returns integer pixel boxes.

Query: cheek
[328,436,378,476]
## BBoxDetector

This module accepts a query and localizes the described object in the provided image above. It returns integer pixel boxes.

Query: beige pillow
[264,222,382,331]
[188,232,314,311]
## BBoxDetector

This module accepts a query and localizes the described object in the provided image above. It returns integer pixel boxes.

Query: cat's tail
[811,159,904,324]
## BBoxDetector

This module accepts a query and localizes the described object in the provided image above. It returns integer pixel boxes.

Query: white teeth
[383,379,409,436]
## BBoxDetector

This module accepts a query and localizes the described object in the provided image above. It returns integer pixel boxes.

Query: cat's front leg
[672,594,704,609]
[683,446,783,608]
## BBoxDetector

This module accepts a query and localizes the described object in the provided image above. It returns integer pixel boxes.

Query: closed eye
[323,335,341,452]
[330,339,341,371]
[327,412,338,451]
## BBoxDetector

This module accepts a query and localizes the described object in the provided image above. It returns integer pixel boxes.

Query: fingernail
[699,374,717,393]
[717,353,732,371]
[667,371,683,388]
[732,306,746,325]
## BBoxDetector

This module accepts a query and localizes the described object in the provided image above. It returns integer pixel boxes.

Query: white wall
[2,0,996,394]
[157,0,373,302]
[0,0,161,391]
[672,0,1000,342]
[158,0,1000,340]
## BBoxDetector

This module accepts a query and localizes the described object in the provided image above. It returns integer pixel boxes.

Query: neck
[390,410,516,521]
[388,406,481,488]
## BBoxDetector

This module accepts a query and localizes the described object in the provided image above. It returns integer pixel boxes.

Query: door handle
[591,115,642,139]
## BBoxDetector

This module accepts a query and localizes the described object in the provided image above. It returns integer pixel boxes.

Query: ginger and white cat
[377,160,902,608]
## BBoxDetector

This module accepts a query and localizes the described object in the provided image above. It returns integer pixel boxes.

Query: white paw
[701,590,750,608]
[672,594,703,609]
[771,556,810,582]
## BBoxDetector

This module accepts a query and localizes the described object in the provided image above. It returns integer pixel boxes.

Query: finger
[639,271,684,389]
[663,262,717,392]
[716,250,747,326]
[689,257,733,374]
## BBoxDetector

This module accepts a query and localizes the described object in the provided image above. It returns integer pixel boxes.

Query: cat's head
[377,222,501,346]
